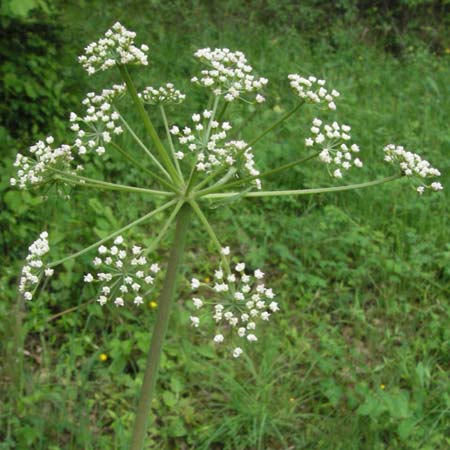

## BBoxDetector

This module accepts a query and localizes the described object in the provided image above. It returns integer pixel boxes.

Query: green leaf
[356,394,386,418]
[320,378,343,406]
[398,417,417,441]
[9,0,39,17]
[385,391,410,420]
[162,390,177,408]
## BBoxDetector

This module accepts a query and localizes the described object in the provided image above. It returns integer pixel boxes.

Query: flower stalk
[118,65,182,186]
[202,174,403,200]
[130,203,192,450]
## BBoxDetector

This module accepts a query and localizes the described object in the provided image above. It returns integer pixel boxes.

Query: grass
[1,2,449,449]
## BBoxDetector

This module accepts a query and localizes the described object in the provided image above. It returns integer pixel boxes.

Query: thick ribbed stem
[130,203,191,450]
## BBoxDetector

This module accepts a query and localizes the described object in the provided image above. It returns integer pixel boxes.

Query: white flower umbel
[139,83,186,105]
[84,236,161,307]
[10,136,79,189]
[190,255,279,358]
[70,84,126,156]
[191,48,268,102]
[19,232,53,301]
[78,22,149,75]
[288,74,340,110]
[171,112,261,187]
[383,144,443,194]
[305,118,363,178]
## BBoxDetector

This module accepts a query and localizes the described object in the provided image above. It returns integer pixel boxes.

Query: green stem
[189,200,230,274]
[191,168,225,193]
[194,167,237,194]
[202,174,403,200]
[159,105,184,180]
[216,101,229,122]
[52,170,172,197]
[196,152,320,196]
[130,203,191,450]
[58,177,170,197]
[230,109,258,139]
[204,96,220,143]
[144,200,184,255]
[118,112,171,180]
[109,141,178,193]
[246,101,304,150]
[118,65,181,185]
[48,200,176,268]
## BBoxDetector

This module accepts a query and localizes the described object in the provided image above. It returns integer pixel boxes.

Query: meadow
[1,1,449,449]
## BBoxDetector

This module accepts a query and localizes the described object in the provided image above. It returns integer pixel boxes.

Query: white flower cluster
[170,110,232,168]
[139,83,186,105]
[84,236,161,307]
[383,144,443,194]
[70,84,125,156]
[190,255,279,358]
[170,112,261,187]
[305,118,363,178]
[224,140,261,189]
[78,22,149,75]
[19,232,54,301]
[191,48,268,102]
[10,136,79,189]
[288,74,340,110]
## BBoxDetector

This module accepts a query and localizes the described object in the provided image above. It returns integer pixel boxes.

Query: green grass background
[1,1,449,449]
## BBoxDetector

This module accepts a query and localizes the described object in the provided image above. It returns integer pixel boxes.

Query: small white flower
[269,301,279,312]
[84,273,94,283]
[213,334,224,343]
[255,94,265,103]
[192,297,203,309]
[190,316,200,327]
[232,347,243,358]
[431,182,443,191]
[150,263,160,273]
[254,269,264,279]
[114,297,124,307]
